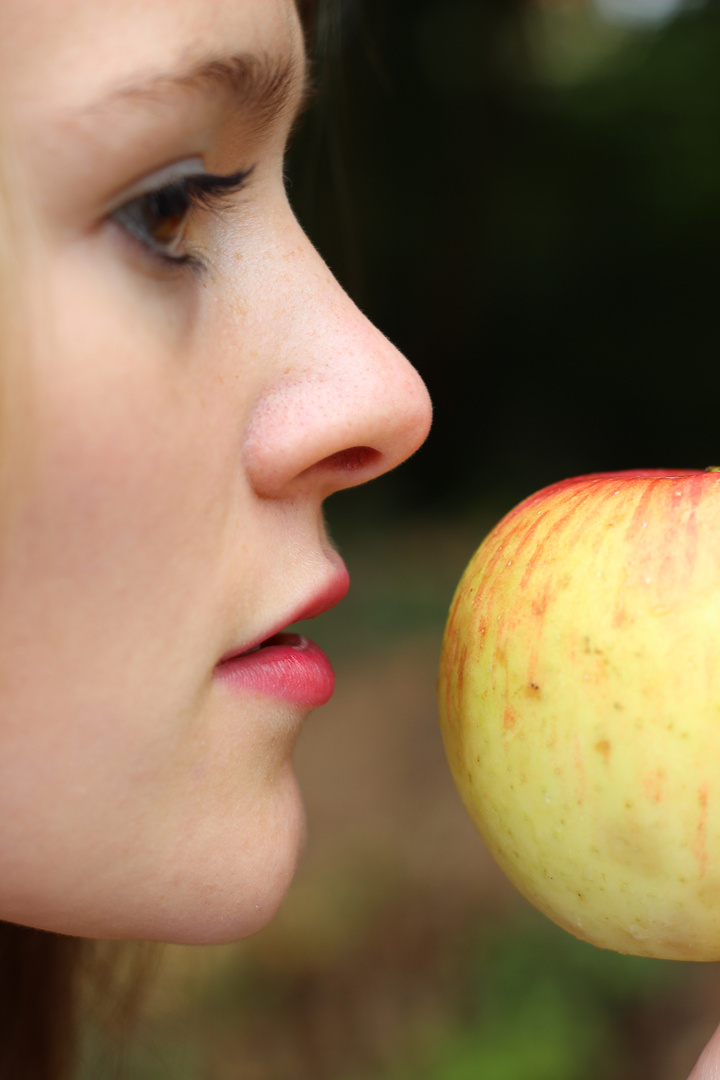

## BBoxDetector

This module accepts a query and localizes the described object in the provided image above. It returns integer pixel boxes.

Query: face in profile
[0,0,431,943]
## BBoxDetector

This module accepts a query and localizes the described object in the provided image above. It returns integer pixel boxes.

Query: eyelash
[110,168,253,272]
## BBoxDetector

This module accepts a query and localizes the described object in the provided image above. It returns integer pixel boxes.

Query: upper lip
[217,562,350,664]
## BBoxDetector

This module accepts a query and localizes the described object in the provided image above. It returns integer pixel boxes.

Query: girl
[0,0,431,1074]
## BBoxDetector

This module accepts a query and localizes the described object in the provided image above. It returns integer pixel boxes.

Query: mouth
[214,567,350,709]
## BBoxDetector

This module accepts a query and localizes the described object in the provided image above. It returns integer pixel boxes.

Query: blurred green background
[82,1,720,1076]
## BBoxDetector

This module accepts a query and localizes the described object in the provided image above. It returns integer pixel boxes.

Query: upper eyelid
[179,167,255,202]
[106,159,255,219]
[105,157,207,214]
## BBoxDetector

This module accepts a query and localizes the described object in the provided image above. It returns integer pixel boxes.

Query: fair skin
[691,1027,720,1080]
[0,0,431,945]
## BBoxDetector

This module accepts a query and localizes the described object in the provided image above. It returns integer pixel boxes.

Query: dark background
[292,0,720,521]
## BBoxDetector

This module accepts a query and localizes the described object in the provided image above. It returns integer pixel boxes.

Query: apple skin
[438,469,720,960]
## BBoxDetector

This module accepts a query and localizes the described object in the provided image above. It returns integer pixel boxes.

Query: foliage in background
[348,916,688,1080]
[82,912,695,1080]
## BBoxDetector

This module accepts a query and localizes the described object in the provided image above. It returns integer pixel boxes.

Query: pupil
[145,187,189,246]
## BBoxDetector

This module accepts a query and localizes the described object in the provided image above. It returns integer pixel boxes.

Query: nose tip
[371,350,433,475]
[242,226,432,501]
[244,321,432,501]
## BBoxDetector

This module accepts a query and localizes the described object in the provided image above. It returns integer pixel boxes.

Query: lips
[215,633,335,708]
[214,566,349,709]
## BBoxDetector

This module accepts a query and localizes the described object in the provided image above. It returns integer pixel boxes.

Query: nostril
[319,446,381,473]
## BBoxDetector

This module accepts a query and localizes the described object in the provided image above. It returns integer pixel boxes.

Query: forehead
[0,0,303,114]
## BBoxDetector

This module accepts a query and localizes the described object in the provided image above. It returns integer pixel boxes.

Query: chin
[4,768,308,945]
[139,774,308,947]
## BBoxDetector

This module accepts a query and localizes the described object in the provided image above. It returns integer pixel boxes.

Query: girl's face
[0,0,431,943]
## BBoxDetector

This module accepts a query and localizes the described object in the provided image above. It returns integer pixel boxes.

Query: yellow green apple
[438,469,720,960]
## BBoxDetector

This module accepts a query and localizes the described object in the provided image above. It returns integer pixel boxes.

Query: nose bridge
[243,228,432,499]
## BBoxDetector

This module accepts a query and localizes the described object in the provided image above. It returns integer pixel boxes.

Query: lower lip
[214,633,335,709]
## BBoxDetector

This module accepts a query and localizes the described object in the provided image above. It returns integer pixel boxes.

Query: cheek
[0,254,250,727]
[18,253,241,639]
[8,373,223,669]
[0,333,231,815]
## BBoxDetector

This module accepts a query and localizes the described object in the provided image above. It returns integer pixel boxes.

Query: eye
[110,160,254,270]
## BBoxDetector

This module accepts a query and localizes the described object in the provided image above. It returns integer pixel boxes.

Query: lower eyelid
[106,213,201,278]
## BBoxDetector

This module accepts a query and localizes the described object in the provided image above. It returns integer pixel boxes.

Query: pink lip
[288,565,350,624]
[215,633,336,708]
[214,565,349,708]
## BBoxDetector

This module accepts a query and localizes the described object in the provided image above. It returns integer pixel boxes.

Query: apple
[438,469,720,960]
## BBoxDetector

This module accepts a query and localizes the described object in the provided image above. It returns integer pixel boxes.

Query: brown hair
[0,928,84,1080]
[296,0,320,36]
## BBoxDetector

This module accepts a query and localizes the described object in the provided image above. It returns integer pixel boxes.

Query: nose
[243,228,433,502]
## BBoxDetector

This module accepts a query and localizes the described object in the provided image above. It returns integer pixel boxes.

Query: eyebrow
[74,49,310,137]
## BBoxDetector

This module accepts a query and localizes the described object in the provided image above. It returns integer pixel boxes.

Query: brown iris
[139,186,190,249]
